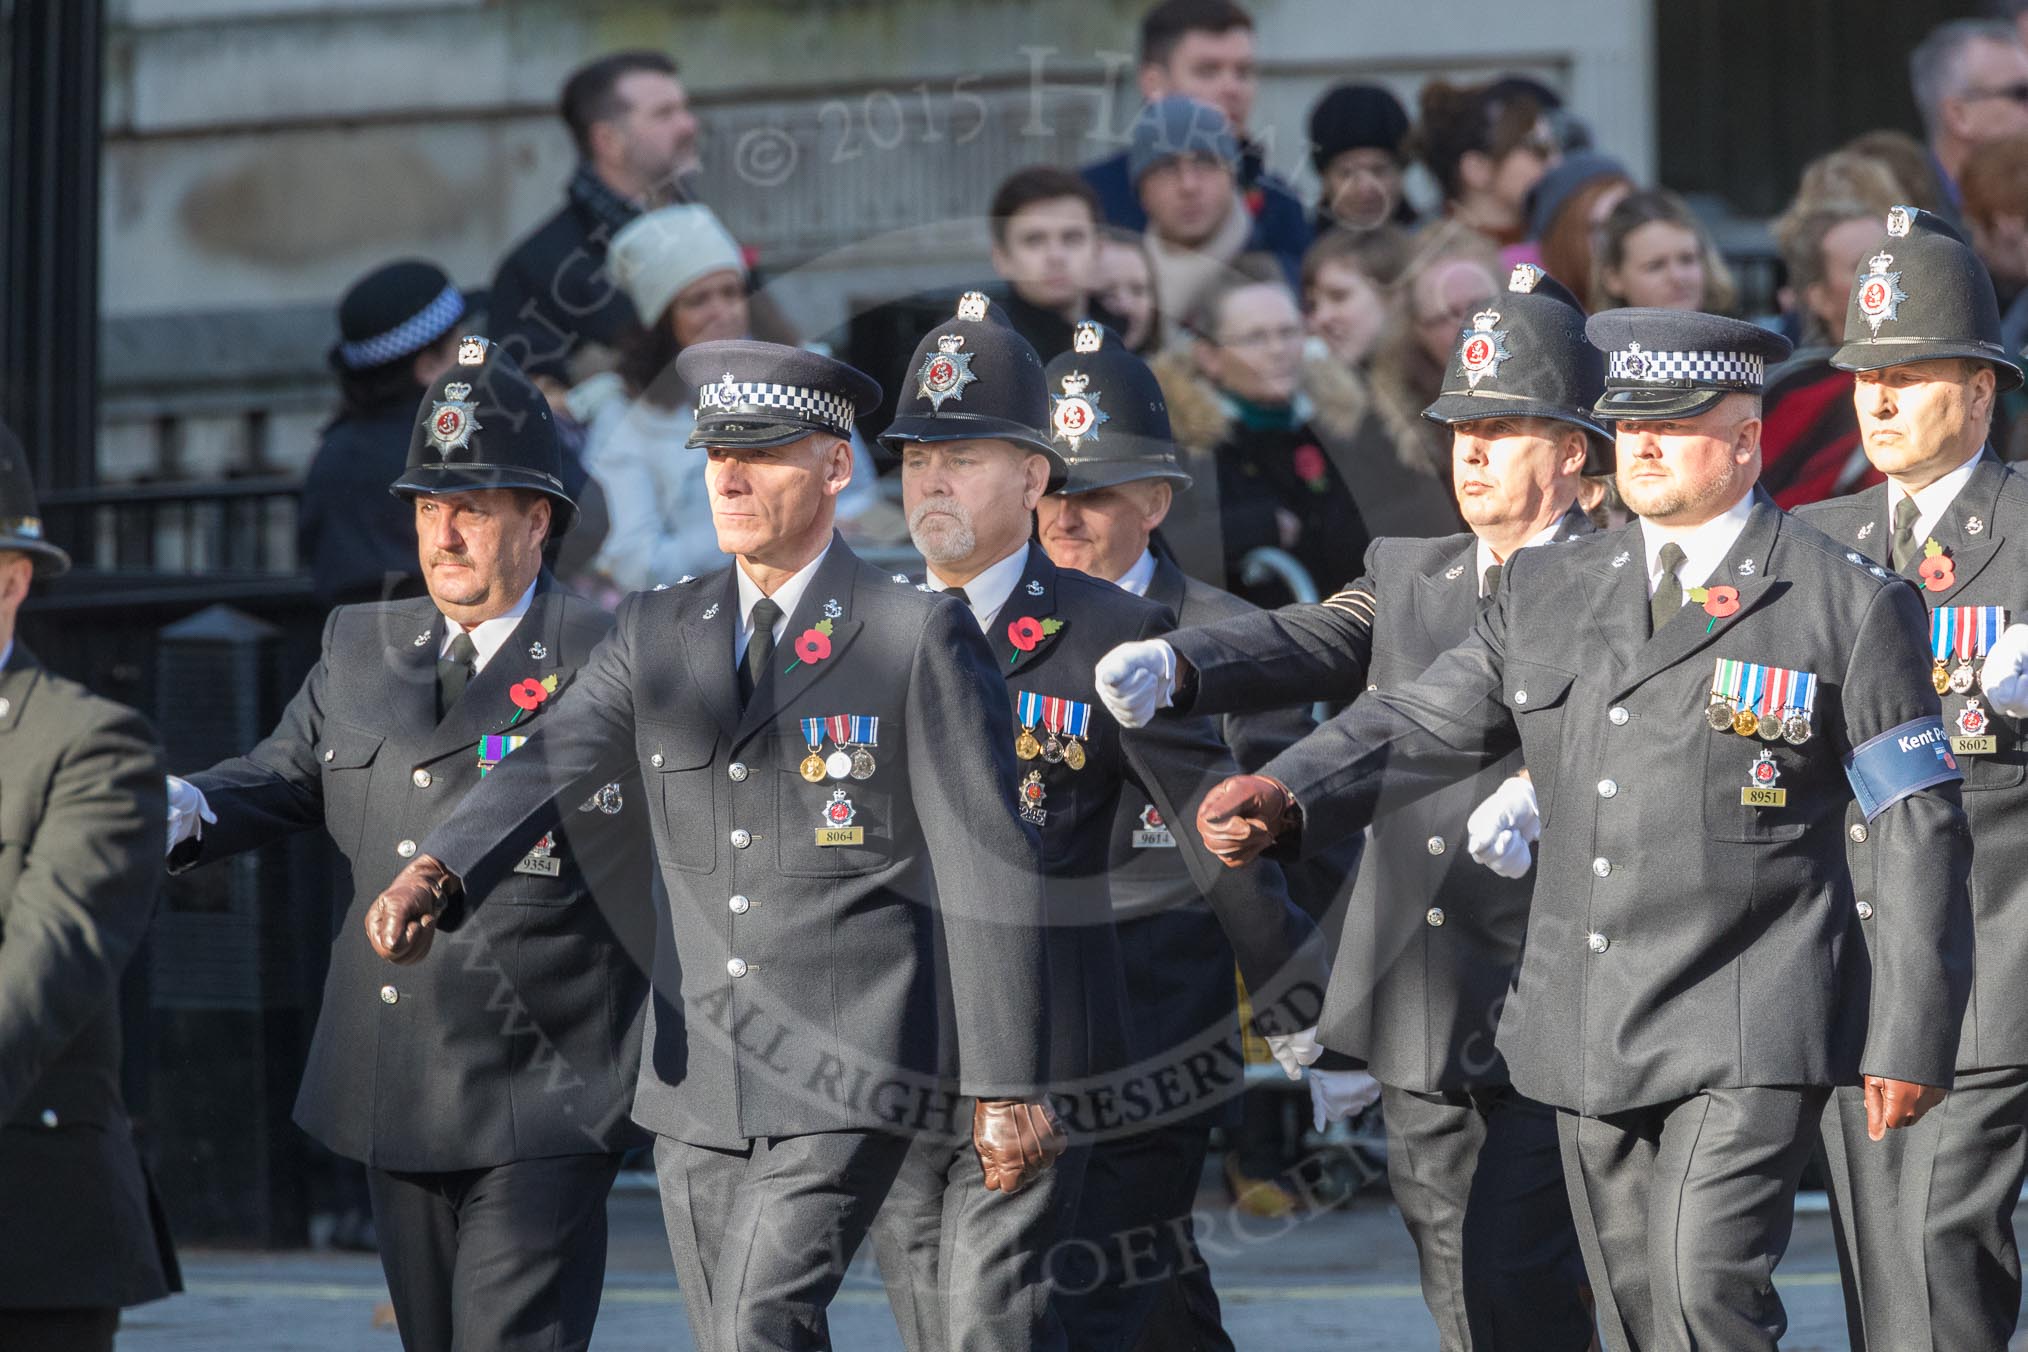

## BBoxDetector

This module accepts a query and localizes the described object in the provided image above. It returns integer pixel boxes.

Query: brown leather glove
[1864,1074,1946,1141]
[364,855,460,965]
[1195,774,1297,868]
[973,1098,1067,1194]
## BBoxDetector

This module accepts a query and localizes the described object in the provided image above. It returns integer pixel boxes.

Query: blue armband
[1845,717,1964,822]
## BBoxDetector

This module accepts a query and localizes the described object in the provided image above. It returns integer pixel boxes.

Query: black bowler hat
[0,423,68,577]
[1424,263,1612,473]
[1043,322,1193,495]
[674,339,883,450]
[880,291,1065,487]
[389,336,579,535]
[331,260,466,373]
[1585,308,1793,421]
[1830,205,2024,391]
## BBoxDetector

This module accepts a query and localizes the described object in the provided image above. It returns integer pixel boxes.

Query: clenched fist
[1195,774,1297,867]
[973,1098,1067,1194]
[365,855,460,965]
[1864,1075,1945,1141]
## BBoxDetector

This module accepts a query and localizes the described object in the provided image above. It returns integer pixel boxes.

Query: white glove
[166,775,216,855]
[1308,1068,1383,1130]
[1982,622,2028,718]
[1095,639,1177,728]
[1264,1024,1323,1081]
[1466,773,1540,880]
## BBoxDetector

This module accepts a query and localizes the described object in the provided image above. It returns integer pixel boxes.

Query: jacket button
[39,1109,57,1128]
[1598,779,1618,798]
[1592,857,1611,877]
[1426,835,1446,855]
[397,839,417,858]
[1512,689,1529,705]
[729,762,749,782]
[1856,901,1875,920]
[727,957,748,978]
[730,828,752,849]
[1849,823,1869,843]
[412,769,432,788]
[729,895,751,915]
[323,748,336,762]
[1426,907,1445,927]
[1587,932,1609,954]
[1609,706,1629,726]
[380,985,398,1005]
[650,753,666,768]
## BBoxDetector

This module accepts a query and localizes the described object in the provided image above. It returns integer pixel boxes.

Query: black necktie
[437,631,478,718]
[1890,494,1921,570]
[1481,563,1502,598]
[740,598,783,706]
[944,586,971,608]
[1650,542,1686,636]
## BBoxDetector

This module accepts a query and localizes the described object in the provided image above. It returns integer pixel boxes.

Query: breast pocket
[776,733,896,879]
[1703,734,1811,843]
[639,717,718,874]
[1506,661,1575,823]
[318,720,384,854]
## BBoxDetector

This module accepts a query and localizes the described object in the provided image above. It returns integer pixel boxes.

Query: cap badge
[427,387,482,454]
[1620,341,1649,379]
[1050,369,1110,451]
[1508,263,1541,294]
[1073,321,1103,354]
[918,332,978,410]
[1458,309,1511,389]
[956,291,990,322]
[456,335,489,366]
[715,371,742,408]
[1886,206,1913,238]
[1857,251,1908,335]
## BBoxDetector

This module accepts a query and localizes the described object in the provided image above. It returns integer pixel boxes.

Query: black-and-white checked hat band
[696,378,856,436]
[1605,347,1763,388]
[339,284,466,369]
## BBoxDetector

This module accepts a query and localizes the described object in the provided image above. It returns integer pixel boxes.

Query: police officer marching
[1801,205,2028,1352]
[1099,262,1603,1350]
[867,294,1329,1352]
[1176,305,1974,1351]
[364,338,1065,1352]
[166,338,654,1352]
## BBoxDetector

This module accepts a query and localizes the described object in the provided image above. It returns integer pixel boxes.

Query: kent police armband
[1845,717,1964,821]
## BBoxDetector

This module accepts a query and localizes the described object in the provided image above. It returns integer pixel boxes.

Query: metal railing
[37,476,303,575]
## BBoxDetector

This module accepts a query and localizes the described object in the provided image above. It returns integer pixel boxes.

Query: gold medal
[1933,659,1952,696]
[850,746,877,780]
[800,752,828,783]
[1015,728,1041,761]
[1756,712,1783,741]
[1706,698,1737,732]
[1731,708,1760,737]
[1063,737,1086,771]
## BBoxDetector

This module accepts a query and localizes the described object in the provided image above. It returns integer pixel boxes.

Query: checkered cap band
[339,284,467,369]
[697,379,855,435]
[1606,347,1763,388]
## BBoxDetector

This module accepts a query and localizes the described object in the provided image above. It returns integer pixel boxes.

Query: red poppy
[1920,555,1956,592]
[1702,585,1741,619]
[1292,443,1327,485]
[1008,616,1045,651]
[509,678,549,711]
[794,628,833,664]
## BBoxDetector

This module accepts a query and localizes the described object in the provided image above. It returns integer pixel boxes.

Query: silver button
[397,839,417,858]
[1426,835,1446,856]
[729,762,749,782]
[1849,823,1869,844]
[1513,689,1529,706]
[380,984,398,1005]
[729,895,751,915]
[1426,907,1445,927]
[412,769,432,788]
[39,1108,57,1128]
[727,957,748,978]
[1592,857,1611,877]
[1856,901,1875,921]
[730,828,752,849]
[323,748,336,763]
[0,698,11,718]
[1598,779,1618,799]
[650,753,666,769]
[1587,932,1609,954]
[1608,706,1629,726]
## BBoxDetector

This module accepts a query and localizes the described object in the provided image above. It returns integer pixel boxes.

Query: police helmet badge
[1856,249,1909,336]
[1508,262,1542,294]
[1458,307,1512,389]
[1051,369,1110,452]
[428,380,481,454]
[456,335,489,366]
[917,333,977,410]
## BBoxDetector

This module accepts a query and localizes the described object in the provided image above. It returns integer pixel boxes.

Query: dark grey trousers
[1819,1065,2028,1352]
[1557,1087,1827,1352]
[1382,1082,1592,1351]
[654,1130,910,1352]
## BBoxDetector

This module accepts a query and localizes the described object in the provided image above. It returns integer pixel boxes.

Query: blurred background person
[1524,151,1634,310]
[1306,81,1417,234]
[1097,228,1164,355]
[1910,17,2028,218]
[1303,225,1411,372]
[1412,78,1562,250]
[986,166,1128,357]
[1590,187,1736,312]
[300,260,464,607]
[1961,130,2028,456]
[1843,127,1954,215]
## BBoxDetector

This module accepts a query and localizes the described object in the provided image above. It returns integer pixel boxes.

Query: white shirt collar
[440,578,537,674]
[1639,490,1757,601]
[929,541,1032,631]
[1472,517,1568,597]
[734,539,833,663]
[1896,450,1985,546]
[1114,548,1159,598]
